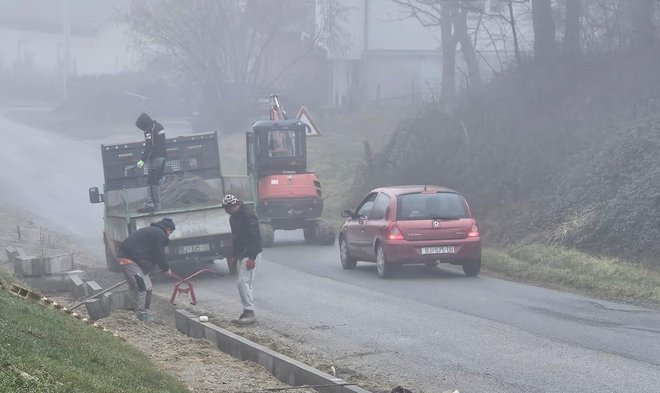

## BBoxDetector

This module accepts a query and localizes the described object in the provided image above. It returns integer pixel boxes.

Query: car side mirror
[89,187,104,204]
[341,209,354,218]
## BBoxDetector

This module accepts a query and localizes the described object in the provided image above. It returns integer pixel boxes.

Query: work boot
[231,309,255,325]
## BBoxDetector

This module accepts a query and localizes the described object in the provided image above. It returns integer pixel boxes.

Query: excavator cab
[244,95,335,247]
[247,120,308,176]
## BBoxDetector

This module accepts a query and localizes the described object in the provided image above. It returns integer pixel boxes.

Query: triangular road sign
[296,106,322,137]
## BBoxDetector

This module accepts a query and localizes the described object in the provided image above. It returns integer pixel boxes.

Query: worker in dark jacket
[135,112,167,212]
[223,194,262,325]
[117,218,175,322]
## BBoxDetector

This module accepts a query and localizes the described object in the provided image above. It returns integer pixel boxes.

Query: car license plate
[421,246,455,255]
[179,244,210,254]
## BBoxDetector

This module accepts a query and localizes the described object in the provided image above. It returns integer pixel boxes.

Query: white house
[0,0,138,100]
[318,0,533,108]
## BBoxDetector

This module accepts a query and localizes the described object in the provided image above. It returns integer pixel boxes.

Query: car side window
[356,193,378,217]
[370,193,391,219]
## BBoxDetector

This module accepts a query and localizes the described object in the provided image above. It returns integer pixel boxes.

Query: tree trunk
[629,0,656,51]
[508,0,522,65]
[454,8,482,91]
[440,5,458,112]
[532,0,557,63]
[563,0,581,59]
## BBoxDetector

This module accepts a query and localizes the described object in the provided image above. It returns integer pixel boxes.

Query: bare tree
[390,0,483,112]
[629,0,657,51]
[563,0,581,58]
[124,0,347,123]
[531,0,557,63]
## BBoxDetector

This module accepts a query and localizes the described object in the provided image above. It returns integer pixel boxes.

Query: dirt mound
[160,173,223,208]
[107,174,224,215]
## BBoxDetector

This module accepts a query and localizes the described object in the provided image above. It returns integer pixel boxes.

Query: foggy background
[1,0,660,265]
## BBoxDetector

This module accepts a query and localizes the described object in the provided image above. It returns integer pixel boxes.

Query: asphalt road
[4,113,659,393]
[0,112,103,246]
[160,230,660,393]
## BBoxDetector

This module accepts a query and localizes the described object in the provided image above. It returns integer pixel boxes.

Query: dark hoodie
[229,204,262,260]
[117,221,171,273]
[135,113,166,160]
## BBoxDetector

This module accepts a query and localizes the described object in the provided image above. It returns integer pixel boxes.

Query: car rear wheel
[376,244,391,278]
[462,258,481,277]
[339,237,357,269]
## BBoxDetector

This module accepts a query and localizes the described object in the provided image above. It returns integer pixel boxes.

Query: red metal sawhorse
[169,268,223,305]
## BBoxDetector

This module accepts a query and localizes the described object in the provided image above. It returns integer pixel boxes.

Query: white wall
[365,1,441,51]
[318,0,535,107]
[71,23,138,75]
[0,23,138,76]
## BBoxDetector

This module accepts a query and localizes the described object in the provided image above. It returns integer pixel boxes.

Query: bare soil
[0,204,413,393]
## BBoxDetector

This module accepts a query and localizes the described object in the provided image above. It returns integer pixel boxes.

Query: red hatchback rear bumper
[381,237,481,265]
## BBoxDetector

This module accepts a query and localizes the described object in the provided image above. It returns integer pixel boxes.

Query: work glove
[136,160,145,169]
[246,258,256,270]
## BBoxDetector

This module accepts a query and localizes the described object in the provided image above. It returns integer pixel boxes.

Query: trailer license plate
[179,244,210,254]
[421,246,455,255]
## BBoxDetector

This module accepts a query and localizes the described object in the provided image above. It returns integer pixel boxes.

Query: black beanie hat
[154,217,175,231]
[135,113,154,131]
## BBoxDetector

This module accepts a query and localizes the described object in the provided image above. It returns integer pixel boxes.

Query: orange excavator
[245,95,335,247]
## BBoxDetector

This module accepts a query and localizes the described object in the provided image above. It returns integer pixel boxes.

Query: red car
[339,185,481,278]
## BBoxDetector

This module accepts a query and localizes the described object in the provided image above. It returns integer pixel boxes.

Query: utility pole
[62,0,71,102]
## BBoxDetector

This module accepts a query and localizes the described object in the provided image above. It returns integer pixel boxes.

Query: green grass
[484,244,660,305]
[0,276,189,393]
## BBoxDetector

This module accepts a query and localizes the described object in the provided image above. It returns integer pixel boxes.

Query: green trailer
[88,131,252,274]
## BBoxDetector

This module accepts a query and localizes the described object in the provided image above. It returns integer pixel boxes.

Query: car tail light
[387,222,405,240]
[468,222,480,237]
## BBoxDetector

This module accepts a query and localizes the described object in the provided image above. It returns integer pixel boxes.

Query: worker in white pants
[223,194,262,325]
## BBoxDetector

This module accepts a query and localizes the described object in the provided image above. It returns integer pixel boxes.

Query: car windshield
[397,192,469,220]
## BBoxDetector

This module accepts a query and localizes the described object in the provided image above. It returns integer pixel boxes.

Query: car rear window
[397,192,470,220]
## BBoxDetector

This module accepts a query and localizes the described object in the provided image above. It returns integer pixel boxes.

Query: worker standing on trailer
[135,112,167,212]
[117,218,176,322]
[223,194,262,325]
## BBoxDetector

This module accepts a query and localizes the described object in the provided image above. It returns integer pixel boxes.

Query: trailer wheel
[105,242,121,272]
[316,219,336,246]
[227,258,238,275]
[260,223,275,248]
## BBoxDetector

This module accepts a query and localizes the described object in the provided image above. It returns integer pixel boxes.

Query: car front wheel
[376,244,391,278]
[339,237,357,269]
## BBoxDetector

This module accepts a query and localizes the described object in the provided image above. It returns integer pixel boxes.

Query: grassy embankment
[485,245,660,305]
[0,273,189,393]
